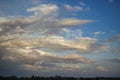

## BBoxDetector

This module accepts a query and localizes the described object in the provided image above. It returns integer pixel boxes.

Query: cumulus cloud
[27,4,58,15]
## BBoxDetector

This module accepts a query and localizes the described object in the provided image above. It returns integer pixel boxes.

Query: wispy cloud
[107,58,120,63]
[79,1,86,6]
[0,4,93,36]
[1,47,92,71]
[96,66,107,72]
[64,2,89,12]
[108,0,114,3]
[105,34,120,42]
[93,32,106,35]
[64,4,83,11]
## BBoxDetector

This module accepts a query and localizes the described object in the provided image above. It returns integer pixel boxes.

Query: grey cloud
[0,47,94,74]
[111,48,120,53]
[0,17,33,35]
[88,42,109,53]
[107,58,120,63]
[105,34,120,42]
[0,47,92,68]
[96,66,107,72]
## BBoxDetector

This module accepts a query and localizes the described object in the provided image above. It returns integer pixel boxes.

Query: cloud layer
[0,2,119,77]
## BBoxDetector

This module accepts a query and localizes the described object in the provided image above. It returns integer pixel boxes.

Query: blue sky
[0,0,120,77]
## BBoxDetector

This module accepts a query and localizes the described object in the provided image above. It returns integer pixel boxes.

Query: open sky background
[0,0,120,77]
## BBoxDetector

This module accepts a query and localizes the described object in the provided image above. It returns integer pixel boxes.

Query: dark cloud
[107,58,120,63]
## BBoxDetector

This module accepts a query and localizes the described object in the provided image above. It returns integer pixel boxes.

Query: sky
[0,0,120,77]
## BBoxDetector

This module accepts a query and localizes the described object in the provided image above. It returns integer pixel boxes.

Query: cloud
[108,0,114,3]
[64,4,83,11]
[0,16,34,35]
[0,3,110,76]
[27,4,58,15]
[96,66,107,72]
[93,32,105,35]
[0,4,93,36]
[108,47,120,54]
[58,18,93,26]
[0,17,9,23]
[107,58,120,63]
[64,1,90,12]
[1,47,92,64]
[105,34,120,42]
[22,63,80,71]
[0,34,109,55]
[0,4,92,36]
[1,47,92,71]
[79,1,86,6]
[88,42,109,53]
[0,35,97,52]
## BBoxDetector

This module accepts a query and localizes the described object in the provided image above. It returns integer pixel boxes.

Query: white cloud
[0,17,9,23]
[0,35,96,52]
[0,4,92,36]
[79,1,86,6]
[27,4,58,15]
[93,32,105,35]
[1,46,92,65]
[64,2,90,12]
[96,66,107,72]
[64,4,83,11]
[0,3,110,74]
[0,13,92,36]
[0,33,109,55]
[58,18,93,26]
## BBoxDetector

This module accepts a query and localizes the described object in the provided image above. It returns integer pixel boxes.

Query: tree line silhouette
[0,75,119,80]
